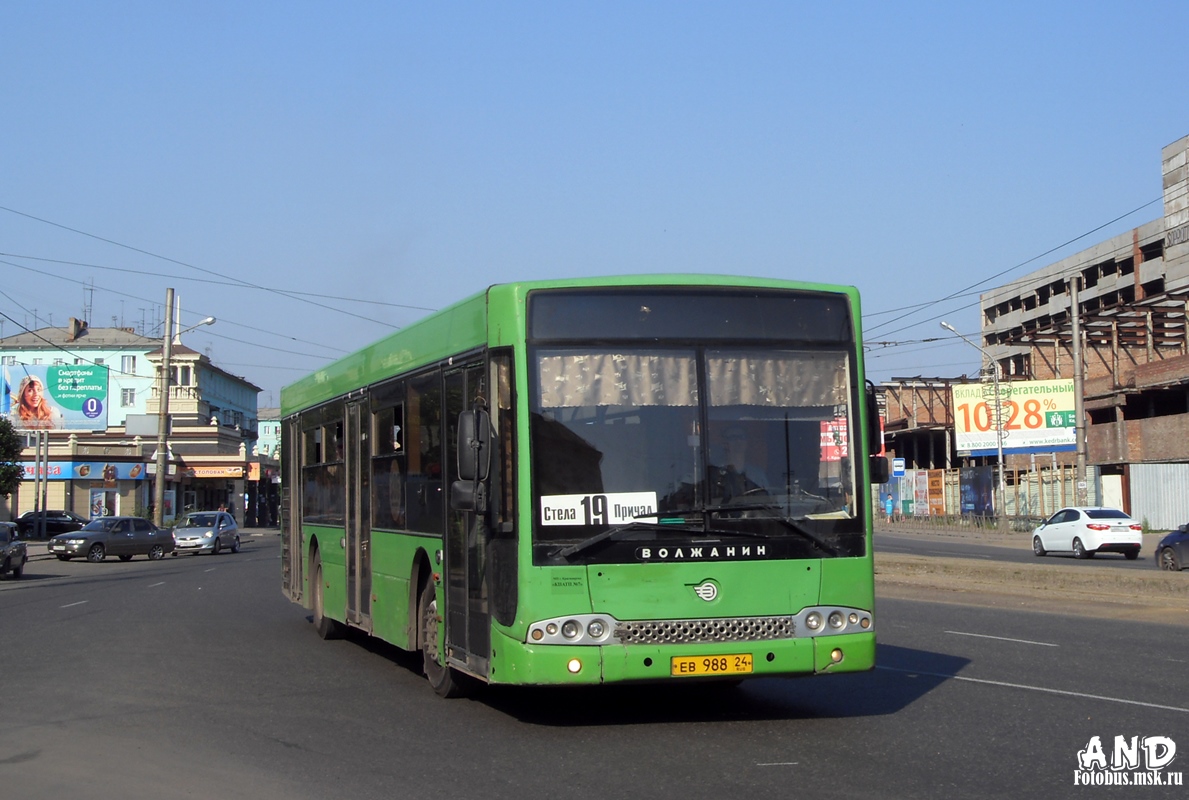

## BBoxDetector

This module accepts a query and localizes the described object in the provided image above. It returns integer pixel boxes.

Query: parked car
[1032,506,1142,560]
[15,509,88,538]
[47,516,174,562]
[0,522,27,580]
[171,511,240,556]
[1154,524,1188,571]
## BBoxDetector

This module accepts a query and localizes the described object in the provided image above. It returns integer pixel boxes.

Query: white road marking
[945,630,1059,647]
[148,581,165,588]
[756,762,799,767]
[60,600,88,608]
[878,665,1189,714]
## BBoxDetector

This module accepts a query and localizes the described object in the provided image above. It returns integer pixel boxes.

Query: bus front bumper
[487,630,875,686]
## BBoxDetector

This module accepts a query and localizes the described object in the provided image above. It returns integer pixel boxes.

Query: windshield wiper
[555,519,689,559]
[701,502,839,556]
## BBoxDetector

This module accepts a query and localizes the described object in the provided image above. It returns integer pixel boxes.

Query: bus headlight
[526,614,623,645]
[793,606,873,637]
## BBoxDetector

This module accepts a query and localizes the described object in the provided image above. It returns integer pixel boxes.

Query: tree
[0,417,25,498]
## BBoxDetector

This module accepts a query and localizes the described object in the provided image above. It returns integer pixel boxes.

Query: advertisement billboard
[3,364,110,431]
[22,461,147,481]
[951,379,1076,456]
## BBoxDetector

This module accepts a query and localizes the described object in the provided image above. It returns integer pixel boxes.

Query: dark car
[0,522,27,580]
[47,516,174,562]
[16,509,88,538]
[1155,524,1189,571]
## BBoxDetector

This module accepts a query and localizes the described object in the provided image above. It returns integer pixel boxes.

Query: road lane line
[945,630,1058,647]
[148,581,165,587]
[60,601,88,608]
[877,665,1189,714]
[756,762,798,767]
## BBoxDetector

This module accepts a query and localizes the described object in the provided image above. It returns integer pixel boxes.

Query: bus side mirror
[869,455,889,485]
[452,409,491,512]
[865,381,888,485]
[456,409,491,482]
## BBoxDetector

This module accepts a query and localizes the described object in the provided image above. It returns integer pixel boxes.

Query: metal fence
[877,464,1100,525]
[876,462,1189,532]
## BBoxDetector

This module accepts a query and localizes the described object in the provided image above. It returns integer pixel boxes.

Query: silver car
[48,516,174,562]
[172,511,241,556]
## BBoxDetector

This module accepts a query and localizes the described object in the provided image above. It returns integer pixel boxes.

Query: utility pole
[153,289,175,528]
[1071,276,1088,505]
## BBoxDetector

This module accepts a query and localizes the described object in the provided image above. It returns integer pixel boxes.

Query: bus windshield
[530,345,862,564]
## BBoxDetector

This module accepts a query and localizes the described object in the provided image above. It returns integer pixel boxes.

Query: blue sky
[3,1,1187,404]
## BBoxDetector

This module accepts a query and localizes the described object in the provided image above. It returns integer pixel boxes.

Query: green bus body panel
[589,561,822,621]
[283,274,875,688]
[368,531,438,649]
[819,555,876,611]
[300,527,437,651]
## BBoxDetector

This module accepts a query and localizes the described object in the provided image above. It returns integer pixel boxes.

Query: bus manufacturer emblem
[692,581,718,602]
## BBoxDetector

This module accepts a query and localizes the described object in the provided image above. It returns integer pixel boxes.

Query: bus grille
[613,616,794,645]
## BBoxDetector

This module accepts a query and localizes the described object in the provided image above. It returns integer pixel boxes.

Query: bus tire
[311,549,344,640]
[418,581,467,698]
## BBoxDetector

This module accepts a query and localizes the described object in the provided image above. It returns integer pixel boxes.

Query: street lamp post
[153,286,215,528]
[941,321,1008,530]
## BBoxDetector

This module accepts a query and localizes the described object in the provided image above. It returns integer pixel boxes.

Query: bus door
[444,361,491,676]
[281,418,303,603]
[345,398,373,629]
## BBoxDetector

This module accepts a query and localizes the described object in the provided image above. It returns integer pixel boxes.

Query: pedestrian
[884,493,895,523]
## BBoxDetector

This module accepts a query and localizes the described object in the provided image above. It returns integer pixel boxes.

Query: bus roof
[280,274,860,415]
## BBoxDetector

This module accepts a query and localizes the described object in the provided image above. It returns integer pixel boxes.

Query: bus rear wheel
[418,581,468,698]
[311,550,344,640]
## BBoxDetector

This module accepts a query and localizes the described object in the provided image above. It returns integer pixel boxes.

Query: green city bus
[280,275,888,696]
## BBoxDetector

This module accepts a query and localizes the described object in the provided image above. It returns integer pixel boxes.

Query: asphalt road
[2,534,1186,799]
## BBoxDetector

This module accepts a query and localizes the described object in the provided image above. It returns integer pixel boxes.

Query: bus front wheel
[418,581,467,698]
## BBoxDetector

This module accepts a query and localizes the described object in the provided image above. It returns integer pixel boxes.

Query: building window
[121,388,136,407]
[0,356,13,366]
[121,355,136,374]
[53,358,65,365]
[32,358,42,365]
[172,365,192,386]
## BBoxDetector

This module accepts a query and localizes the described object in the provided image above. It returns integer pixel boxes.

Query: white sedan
[1032,506,1142,560]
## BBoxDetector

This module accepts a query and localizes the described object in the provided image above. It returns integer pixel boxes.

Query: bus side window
[406,372,444,535]
[371,402,407,529]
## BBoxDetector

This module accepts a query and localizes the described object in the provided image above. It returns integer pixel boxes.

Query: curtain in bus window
[537,352,697,408]
[705,351,847,408]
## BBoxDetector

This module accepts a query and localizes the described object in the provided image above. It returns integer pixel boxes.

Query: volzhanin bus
[280,275,888,696]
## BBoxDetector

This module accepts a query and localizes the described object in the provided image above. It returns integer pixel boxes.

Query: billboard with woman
[3,365,109,431]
